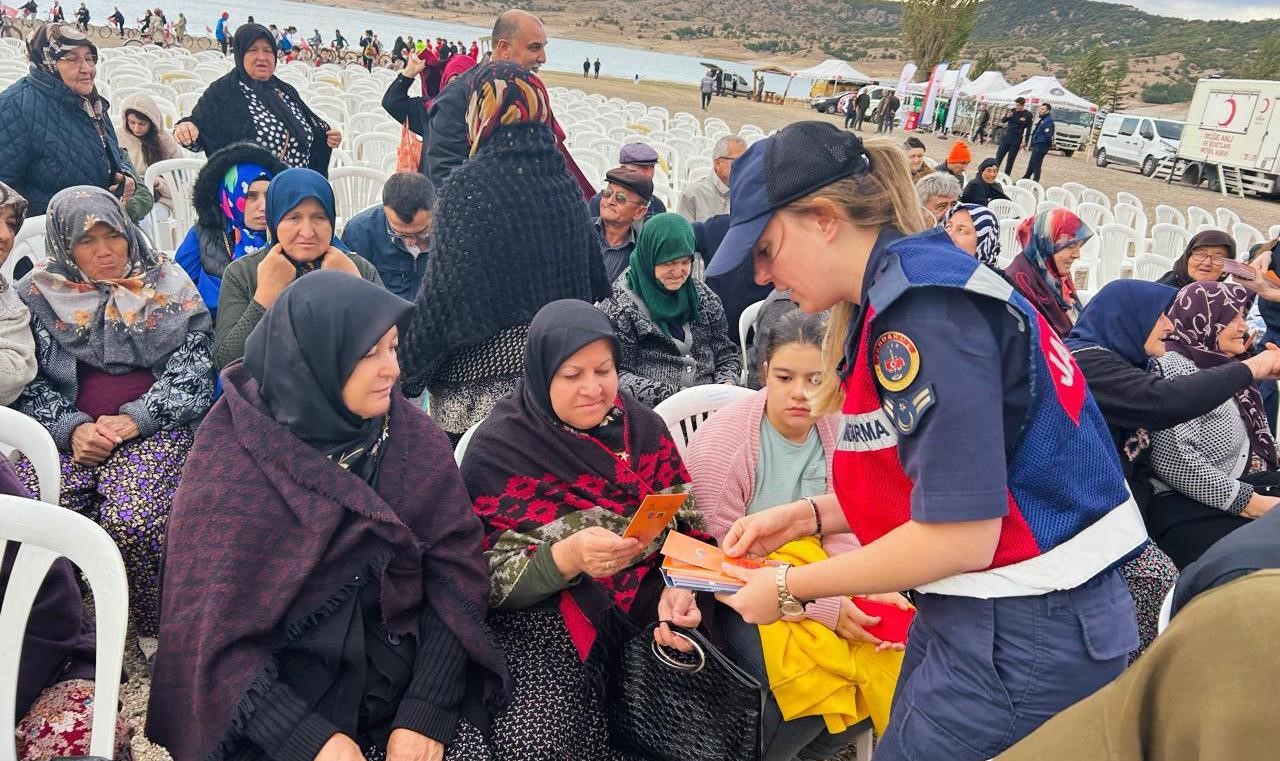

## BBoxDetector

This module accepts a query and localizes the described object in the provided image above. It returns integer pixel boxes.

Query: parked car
[810,91,855,114]
[1095,113,1185,176]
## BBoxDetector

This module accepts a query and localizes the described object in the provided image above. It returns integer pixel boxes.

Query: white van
[1094,113,1185,176]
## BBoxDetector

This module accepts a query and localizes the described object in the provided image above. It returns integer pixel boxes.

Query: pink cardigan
[685,388,857,630]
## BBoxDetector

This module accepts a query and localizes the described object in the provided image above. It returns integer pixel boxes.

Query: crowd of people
[2,7,1279,761]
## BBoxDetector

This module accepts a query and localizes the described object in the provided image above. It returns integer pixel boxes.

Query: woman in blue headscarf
[175,142,287,318]
[1066,279,1280,654]
[213,167,383,369]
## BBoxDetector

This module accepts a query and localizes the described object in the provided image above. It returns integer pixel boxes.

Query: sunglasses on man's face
[604,190,644,206]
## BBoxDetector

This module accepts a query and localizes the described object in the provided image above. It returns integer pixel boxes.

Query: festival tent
[976,75,1098,111]
[961,70,1012,97]
[791,59,875,97]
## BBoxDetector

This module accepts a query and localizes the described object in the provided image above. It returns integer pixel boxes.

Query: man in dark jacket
[876,91,900,134]
[1023,103,1056,182]
[0,26,141,216]
[853,88,870,131]
[994,97,1033,176]
[340,172,436,300]
[426,9,547,188]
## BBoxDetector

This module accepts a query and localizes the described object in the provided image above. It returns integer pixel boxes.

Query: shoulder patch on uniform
[873,330,920,393]
[882,384,937,435]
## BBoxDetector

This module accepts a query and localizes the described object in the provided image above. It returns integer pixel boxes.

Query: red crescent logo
[1263,98,1272,115]
[1219,96,1237,127]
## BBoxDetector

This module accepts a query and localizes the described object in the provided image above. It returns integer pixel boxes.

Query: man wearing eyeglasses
[677,135,746,223]
[340,172,436,300]
[587,142,667,221]
[593,166,653,285]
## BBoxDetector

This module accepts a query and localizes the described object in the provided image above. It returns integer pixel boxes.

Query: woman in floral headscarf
[174,142,287,318]
[1005,207,1093,336]
[1148,281,1280,569]
[13,185,214,642]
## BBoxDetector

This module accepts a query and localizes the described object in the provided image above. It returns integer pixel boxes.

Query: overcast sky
[1112,0,1278,21]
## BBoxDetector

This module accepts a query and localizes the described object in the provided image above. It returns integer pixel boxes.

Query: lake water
[101,0,785,87]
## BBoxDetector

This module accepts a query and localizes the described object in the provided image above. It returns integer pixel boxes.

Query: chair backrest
[1216,207,1241,231]
[988,199,1023,222]
[1061,181,1088,198]
[1079,188,1111,209]
[1014,178,1044,206]
[1232,223,1265,259]
[1006,186,1037,216]
[1,214,47,284]
[1097,223,1141,281]
[0,494,129,760]
[329,167,390,223]
[0,407,60,505]
[1154,204,1186,230]
[143,158,205,249]
[1187,206,1215,230]
[453,420,483,467]
[1116,191,1143,210]
[1150,223,1190,260]
[1044,186,1077,210]
[1113,202,1140,230]
[999,218,1021,261]
[351,132,399,173]
[1036,200,1064,216]
[1132,252,1174,281]
[653,384,755,459]
[737,299,766,384]
[1075,202,1113,231]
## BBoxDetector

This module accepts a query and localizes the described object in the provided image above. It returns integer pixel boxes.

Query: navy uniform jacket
[1030,115,1056,150]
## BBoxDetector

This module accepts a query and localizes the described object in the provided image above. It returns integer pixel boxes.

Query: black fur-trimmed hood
[192,142,288,232]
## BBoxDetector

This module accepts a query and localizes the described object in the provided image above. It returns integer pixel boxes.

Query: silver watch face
[780,600,805,617]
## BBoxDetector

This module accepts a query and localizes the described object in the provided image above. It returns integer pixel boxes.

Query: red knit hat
[947,140,972,164]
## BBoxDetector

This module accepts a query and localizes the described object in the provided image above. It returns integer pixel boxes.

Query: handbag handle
[648,622,707,674]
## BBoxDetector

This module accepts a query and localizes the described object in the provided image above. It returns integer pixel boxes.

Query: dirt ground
[539,71,1279,233]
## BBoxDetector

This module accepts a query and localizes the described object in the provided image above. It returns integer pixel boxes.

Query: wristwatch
[775,564,805,617]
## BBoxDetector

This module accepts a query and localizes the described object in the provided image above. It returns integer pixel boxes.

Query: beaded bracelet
[802,496,821,537]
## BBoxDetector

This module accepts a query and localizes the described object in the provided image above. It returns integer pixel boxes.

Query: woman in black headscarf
[150,271,509,761]
[1156,229,1234,289]
[173,23,342,174]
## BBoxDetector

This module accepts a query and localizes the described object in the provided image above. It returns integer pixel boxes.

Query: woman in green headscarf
[597,212,742,407]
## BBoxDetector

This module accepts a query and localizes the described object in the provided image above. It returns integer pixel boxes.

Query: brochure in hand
[658,531,778,593]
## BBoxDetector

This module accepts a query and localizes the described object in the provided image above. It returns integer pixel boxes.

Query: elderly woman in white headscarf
[0,181,37,404]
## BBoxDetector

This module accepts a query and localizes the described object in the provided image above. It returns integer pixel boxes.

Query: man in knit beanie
[936,139,971,185]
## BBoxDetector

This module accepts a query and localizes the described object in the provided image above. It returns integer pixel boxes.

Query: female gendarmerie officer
[705,122,1146,761]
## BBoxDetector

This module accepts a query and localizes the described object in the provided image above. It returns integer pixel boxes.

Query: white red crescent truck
[1175,78,1280,197]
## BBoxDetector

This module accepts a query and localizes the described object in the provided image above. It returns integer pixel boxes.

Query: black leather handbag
[609,622,764,761]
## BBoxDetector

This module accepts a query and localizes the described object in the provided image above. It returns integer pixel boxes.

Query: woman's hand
[386,728,443,761]
[552,526,642,579]
[721,499,812,558]
[836,595,909,652]
[1243,344,1280,380]
[254,245,298,308]
[654,586,701,653]
[96,414,140,443]
[314,734,365,761]
[321,248,361,276]
[173,121,199,147]
[71,422,117,466]
[326,129,343,149]
[402,55,425,78]
[1242,493,1280,519]
[715,564,782,625]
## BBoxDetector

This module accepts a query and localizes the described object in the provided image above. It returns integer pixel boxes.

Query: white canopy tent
[790,59,875,98]
[960,71,1012,97]
[976,75,1097,112]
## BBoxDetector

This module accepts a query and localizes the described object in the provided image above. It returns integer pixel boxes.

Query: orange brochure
[621,493,688,546]
[660,531,774,573]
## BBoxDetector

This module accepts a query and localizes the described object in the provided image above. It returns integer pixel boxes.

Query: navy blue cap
[706,121,870,278]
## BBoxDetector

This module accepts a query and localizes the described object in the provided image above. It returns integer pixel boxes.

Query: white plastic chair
[1187,206,1215,230]
[144,158,205,251]
[0,494,129,759]
[330,167,389,223]
[1,215,47,284]
[1150,223,1190,260]
[1044,186,1077,210]
[350,132,399,173]
[653,384,755,459]
[1116,191,1143,211]
[1233,223,1265,259]
[737,299,766,385]
[999,218,1021,261]
[1132,253,1174,281]
[1079,188,1111,210]
[1271,225,1280,242]
[1061,182,1088,198]
[1216,207,1241,232]
[1014,179,1044,207]
[1075,202,1113,232]
[988,199,1023,222]
[1157,584,1175,635]
[1155,204,1186,230]
[1037,200,1064,216]
[1006,186,1037,217]
[0,407,60,506]
[453,420,483,467]
[1097,224,1142,280]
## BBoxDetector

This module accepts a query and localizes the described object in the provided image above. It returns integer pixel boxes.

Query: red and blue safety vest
[833,235,1147,598]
